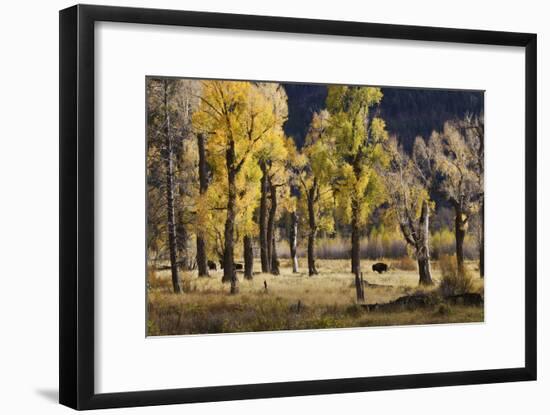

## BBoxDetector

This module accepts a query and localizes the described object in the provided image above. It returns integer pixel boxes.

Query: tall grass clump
[438,254,474,296]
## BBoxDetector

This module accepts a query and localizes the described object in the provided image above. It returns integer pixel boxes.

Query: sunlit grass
[147,258,483,336]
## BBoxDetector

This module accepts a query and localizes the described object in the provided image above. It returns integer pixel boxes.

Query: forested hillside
[283,84,483,151]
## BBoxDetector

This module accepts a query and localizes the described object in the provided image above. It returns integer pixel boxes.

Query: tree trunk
[355,271,365,302]
[163,80,181,294]
[196,133,209,277]
[417,200,433,285]
[271,237,280,275]
[350,200,360,276]
[259,161,270,273]
[244,235,253,280]
[307,183,318,276]
[417,258,433,286]
[222,141,238,294]
[477,119,484,279]
[175,213,189,268]
[268,180,279,275]
[454,205,466,275]
[196,236,208,277]
[479,200,484,278]
[175,136,189,269]
[289,211,299,273]
[350,151,364,276]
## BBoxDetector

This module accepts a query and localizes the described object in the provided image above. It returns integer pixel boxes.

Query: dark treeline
[283,84,483,151]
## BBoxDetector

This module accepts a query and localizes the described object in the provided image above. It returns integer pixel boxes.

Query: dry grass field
[147,258,484,336]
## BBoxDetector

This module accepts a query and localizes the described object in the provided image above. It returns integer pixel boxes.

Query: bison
[218,261,244,271]
[372,262,389,274]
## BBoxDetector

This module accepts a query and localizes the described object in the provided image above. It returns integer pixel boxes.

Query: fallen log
[361,292,483,312]
[444,293,483,306]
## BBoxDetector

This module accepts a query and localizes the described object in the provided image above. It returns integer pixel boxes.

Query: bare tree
[162,80,181,293]
[429,120,483,274]
[383,136,434,286]
[461,114,484,277]
[147,78,202,291]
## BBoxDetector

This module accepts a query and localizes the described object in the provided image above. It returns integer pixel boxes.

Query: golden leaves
[325,86,389,227]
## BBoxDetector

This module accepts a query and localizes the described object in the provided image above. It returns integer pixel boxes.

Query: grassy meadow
[147,258,484,336]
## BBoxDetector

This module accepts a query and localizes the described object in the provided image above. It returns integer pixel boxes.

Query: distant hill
[282,83,484,151]
[282,84,328,147]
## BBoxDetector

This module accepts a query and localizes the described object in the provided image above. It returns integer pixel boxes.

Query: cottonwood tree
[146,115,166,268]
[200,168,229,264]
[147,78,202,292]
[192,81,284,293]
[255,84,289,274]
[326,86,389,276]
[297,111,336,276]
[265,141,290,276]
[146,79,188,293]
[171,82,202,271]
[161,80,181,293]
[428,120,483,274]
[236,158,262,279]
[195,132,210,277]
[283,208,300,273]
[281,138,303,274]
[383,136,434,285]
[263,136,301,276]
[460,114,484,277]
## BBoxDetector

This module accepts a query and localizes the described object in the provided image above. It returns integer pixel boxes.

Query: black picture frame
[59,4,537,410]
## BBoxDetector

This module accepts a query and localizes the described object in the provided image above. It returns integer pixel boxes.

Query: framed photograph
[59,4,537,410]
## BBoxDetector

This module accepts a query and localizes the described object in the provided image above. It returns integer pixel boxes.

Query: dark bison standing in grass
[372,262,389,274]
[219,260,244,271]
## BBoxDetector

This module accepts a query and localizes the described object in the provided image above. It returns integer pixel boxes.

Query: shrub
[392,256,417,271]
[438,254,474,296]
